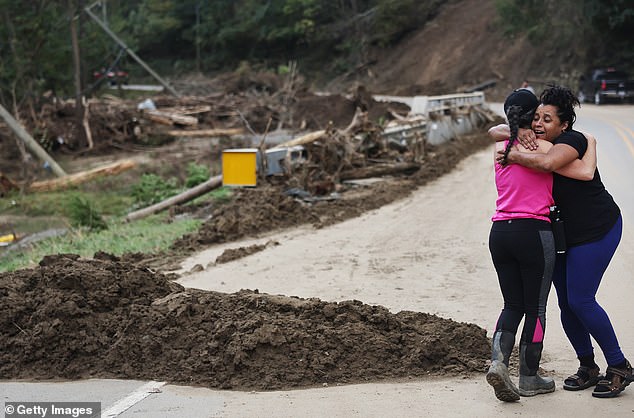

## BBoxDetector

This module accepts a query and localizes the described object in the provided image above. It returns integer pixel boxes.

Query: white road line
[101,381,166,418]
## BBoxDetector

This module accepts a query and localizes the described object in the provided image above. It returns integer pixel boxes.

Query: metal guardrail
[373,92,485,115]
[424,92,485,113]
[374,92,489,145]
[382,118,427,142]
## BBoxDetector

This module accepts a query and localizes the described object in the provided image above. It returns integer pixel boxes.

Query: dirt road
[177,137,634,416]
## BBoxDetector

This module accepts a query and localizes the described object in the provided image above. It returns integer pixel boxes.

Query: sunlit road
[574,104,634,225]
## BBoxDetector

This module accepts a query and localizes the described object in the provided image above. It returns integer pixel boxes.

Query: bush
[185,163,211,188]
[67,195,108,231]
[132,174,180,207]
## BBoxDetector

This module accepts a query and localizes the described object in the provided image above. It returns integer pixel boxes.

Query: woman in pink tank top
[485,89,596,402]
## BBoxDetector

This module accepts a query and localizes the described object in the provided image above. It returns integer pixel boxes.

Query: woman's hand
[496,148,516,165]
[517,128,538,150]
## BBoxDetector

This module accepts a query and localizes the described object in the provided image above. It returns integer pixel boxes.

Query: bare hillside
[356,0,582,100]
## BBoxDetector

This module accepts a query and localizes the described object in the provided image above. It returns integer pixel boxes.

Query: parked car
[578,68,634,105]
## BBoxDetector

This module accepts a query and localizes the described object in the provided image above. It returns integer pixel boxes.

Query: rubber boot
[486,330,520,402]
[518,342,555,396]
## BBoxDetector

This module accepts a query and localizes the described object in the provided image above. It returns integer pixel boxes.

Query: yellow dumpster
[222,148,258,187]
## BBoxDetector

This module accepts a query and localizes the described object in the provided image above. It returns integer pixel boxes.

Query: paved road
[3,103,633,418]
[574,104,634,224]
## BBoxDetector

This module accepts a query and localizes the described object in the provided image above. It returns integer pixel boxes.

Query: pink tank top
[493,145,553,222]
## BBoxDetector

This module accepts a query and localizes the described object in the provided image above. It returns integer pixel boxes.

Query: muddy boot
[518,342,555,396]
[486,330,520,402]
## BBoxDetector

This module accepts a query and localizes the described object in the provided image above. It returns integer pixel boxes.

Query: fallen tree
[29,160,137,192]
[125,174,223,222]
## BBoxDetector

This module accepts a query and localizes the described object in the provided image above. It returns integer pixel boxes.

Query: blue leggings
[552,215,624,366]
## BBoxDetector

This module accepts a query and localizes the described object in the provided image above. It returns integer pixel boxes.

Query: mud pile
[0,254,490,390]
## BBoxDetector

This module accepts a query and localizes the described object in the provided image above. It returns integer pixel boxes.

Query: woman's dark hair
[540,85,580,131]
[501,88,538,165]
[501,104,522,165]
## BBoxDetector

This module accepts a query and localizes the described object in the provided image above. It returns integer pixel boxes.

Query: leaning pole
[0,104,67,178]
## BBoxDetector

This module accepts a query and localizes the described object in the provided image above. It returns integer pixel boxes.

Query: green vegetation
[1,0,631,108]
[131,173,180,207]
[494,0,634,68]
[0,215,202,273]
[67,194,109,231]
[185,162,211,188]
[0,166,231,273]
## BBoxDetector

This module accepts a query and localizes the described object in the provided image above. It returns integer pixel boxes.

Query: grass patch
[0,168,232,273]
[0,214,201,273]
[0,188,134,218]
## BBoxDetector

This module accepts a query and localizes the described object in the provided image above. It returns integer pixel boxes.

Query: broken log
[273,130,326,148]
[339,162,421,181]
[167,128,244,137]
[125,174,223,222]
[29,160,137,192]
[143,110,198,126]
[160,105,212,116]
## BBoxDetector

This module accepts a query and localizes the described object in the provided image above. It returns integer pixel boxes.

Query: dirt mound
[0,253,489,390]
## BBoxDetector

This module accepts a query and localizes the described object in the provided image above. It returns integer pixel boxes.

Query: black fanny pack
[549,206,566,254]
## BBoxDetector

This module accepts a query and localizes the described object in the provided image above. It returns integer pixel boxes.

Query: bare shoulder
[581,131,596,144]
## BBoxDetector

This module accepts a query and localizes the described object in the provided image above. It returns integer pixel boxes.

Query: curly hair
[540,85,580,131]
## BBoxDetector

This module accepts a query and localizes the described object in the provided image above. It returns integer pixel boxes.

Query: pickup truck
[577,68,634,105]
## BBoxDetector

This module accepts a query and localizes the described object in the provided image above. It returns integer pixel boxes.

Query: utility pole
[69,0,88,147]
[84,1,180,97]
[0,104,67,178]
[195,2,201,73]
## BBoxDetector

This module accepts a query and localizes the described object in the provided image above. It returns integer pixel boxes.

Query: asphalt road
[2,102,633,418]
[574,104,634,224]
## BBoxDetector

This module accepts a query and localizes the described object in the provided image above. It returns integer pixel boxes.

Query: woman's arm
[500,142,579,172]
[554,133,596,181]
[488,124,510,141]
[488,124,538,150]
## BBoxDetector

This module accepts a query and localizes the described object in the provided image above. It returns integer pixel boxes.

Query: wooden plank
[167,128,244,137]
[143,110,198,126]
[29,160,137,192]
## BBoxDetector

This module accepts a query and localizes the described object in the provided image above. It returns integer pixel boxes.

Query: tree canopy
[1,0,632,109]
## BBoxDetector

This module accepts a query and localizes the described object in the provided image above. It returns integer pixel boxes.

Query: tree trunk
[125,175,223,222]
[69,0,89,148]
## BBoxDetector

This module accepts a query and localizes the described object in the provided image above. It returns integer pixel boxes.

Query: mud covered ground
[0,63,502,390]
[0,130,496,390]
[1,253,489,390]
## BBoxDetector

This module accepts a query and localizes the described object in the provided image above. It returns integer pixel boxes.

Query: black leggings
[489,219,555,344]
